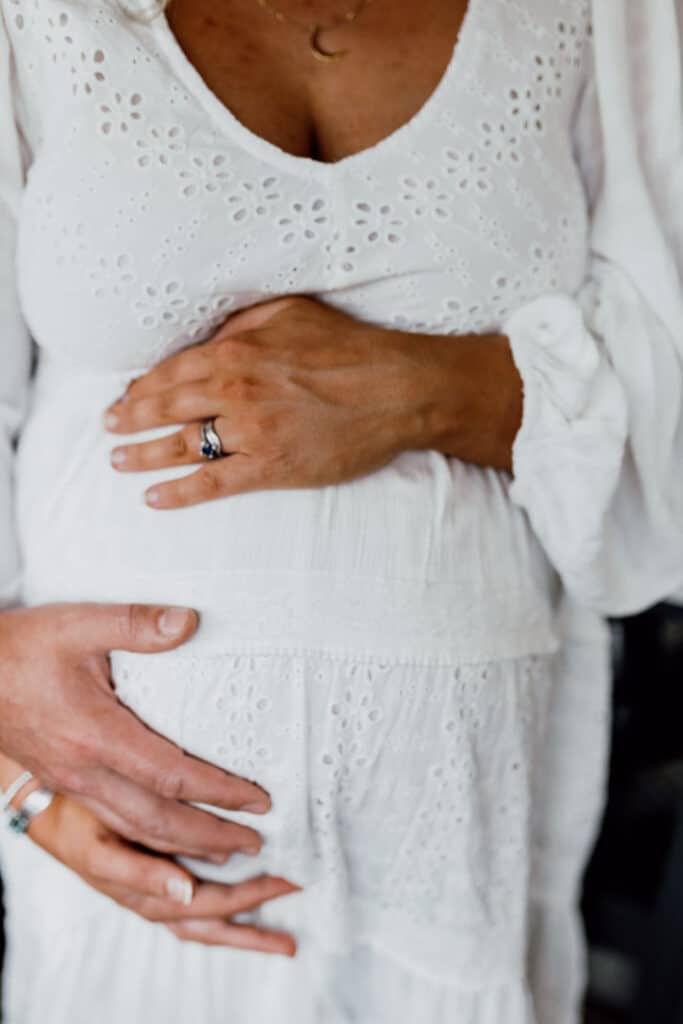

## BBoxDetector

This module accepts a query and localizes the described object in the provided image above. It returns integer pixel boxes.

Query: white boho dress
[0,1,682,1022]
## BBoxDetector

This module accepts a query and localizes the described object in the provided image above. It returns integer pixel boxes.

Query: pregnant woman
[0,0,682,1021]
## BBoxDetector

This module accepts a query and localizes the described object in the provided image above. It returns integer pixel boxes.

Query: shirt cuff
[501,292,629,591]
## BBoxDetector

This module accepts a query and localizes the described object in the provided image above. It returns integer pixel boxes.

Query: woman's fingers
[110,417,238,472]
[28,794,200,904]
[165,917,297,956]
[28,795,299,955]
[169,875,301,919]
[104,380,220,433]
[144,455,269,510]
[113,874,301,923]
[82,829,197,905]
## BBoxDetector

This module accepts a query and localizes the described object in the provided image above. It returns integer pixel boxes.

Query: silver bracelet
[6,787,55,835]
[0,770,34,813]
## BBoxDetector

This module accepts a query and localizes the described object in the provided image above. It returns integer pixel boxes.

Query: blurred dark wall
[584,603,683,1022]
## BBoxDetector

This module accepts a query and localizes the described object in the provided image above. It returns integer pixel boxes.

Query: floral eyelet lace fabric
[0,1,616,1022]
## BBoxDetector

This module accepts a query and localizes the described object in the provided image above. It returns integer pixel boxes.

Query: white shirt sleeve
[0,11,32,609]
[501,0,683,617]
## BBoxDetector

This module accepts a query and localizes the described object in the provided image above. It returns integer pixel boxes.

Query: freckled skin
[164,0,470,162]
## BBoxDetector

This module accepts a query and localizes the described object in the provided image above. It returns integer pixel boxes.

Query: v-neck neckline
[151,0,478,183]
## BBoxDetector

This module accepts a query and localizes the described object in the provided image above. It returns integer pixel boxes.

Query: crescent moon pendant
[310,25,347,62]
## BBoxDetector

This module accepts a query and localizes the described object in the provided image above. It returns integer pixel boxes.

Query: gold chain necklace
[256,0,373,62]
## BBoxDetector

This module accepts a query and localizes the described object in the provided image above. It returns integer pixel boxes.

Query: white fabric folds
[0,9,31,609]
[504,0,683,615]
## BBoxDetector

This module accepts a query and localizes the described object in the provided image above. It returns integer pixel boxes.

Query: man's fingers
[77,768,264,858]
[165,917,297,955]
[53,601,199,655]
[100,704,271,813]
[74,793,223,861]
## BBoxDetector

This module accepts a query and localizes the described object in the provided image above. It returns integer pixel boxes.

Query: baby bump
[110,646,552,987]
[17,358,561,665]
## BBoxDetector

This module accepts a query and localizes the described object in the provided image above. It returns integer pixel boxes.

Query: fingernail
[241,844,261,856]
[158,607,193,636]
[104,411,119,430]
[166,877,194,906]
[146,488,160,506]
[240,801,271,814]
[111,448,127,466]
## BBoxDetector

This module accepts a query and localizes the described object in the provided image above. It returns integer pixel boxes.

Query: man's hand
[0,602,270,861]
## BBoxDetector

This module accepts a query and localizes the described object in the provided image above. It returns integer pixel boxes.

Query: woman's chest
[8,0,592,372]
[161,0,470,164]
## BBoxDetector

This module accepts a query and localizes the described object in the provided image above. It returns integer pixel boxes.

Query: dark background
[584,602,683,1023]
[1,602,682,1022]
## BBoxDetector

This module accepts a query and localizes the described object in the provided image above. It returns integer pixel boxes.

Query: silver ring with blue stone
[199,417,225,460]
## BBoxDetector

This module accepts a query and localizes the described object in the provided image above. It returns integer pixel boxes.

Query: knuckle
[225,375,258,402]
[140,815,168,842]
[54,764,92,795]
[123,603,151,641]
[119,804,162,842]
[276,295,300,314]
[170,431,189,460]
[216,336,247,365]
[199,469,224,500]
[154,393,170,419]
[155,769,186,802]
[226,331,258,360]
[138,802,177,843]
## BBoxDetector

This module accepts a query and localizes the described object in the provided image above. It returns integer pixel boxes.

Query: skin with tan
[0,0,522,954]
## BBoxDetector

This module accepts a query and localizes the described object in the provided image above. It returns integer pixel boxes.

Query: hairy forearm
[392,330,524,473]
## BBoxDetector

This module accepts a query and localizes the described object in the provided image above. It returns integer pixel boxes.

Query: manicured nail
[104,411,119,430]
[146,488,160,506]
[240,800,271,814]
[166,877,194,906]
[111,448,127,466]
[158,606,193,636]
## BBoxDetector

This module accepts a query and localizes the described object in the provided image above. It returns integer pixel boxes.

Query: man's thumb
[59,602,199,654]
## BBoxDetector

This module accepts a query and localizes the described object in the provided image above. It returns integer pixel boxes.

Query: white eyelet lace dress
[1,1,682,1022]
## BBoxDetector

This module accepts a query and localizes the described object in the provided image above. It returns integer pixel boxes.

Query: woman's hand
[104,295,523,509]
[0,603,270,862]
[18,784,299,955]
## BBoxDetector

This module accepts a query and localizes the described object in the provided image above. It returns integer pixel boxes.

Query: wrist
[393,330,523,471]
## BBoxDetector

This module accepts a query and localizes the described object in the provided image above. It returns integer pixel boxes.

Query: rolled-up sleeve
[502,0,683,617]
[0,10,32,609]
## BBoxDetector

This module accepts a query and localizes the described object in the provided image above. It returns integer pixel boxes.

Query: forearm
[393,330,524,473]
